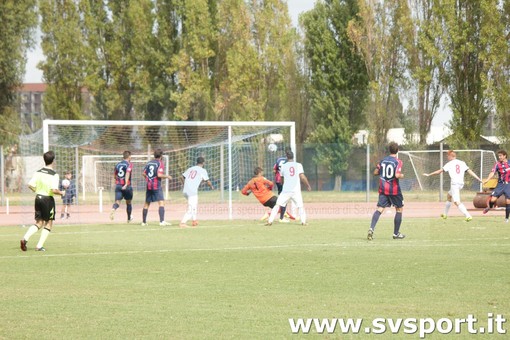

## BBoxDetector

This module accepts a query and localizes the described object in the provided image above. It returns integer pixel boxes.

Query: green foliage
[302,0,368,175]
[0,0,37,139]
[437,0,507,148]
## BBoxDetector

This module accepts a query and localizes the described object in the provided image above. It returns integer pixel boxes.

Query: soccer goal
[41,120,295,219]
[398,149,497,198]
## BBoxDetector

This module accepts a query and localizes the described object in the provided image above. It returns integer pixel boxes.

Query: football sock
[36,227,51,249]
[298,207,307,224]
[267,205,280,223]
[489,200,495,208]
[279,206,286,220]
[23,224,39,242]
[394,212,402,235]
[142,208,148,223]
[370,210,382,230]
[159,206,165,222]
[444,201,452,216]
[458,203,470,217]
[112,203,119,210]
[127,204,132,219]
[506,205,510,219]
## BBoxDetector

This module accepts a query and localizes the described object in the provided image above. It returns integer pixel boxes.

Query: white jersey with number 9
[280,161,304,193]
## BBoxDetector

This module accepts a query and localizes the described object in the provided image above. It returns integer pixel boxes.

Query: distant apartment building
[19,83,47,131]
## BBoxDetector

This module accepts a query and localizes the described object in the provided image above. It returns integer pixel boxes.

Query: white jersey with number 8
[443,159,469,185]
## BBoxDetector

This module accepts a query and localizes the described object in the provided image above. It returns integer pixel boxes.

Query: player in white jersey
[423,150,482,221]
[179,157,214,228]
[266,150,311,226]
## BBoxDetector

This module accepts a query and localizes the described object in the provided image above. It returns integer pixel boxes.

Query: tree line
[1,0,509,176]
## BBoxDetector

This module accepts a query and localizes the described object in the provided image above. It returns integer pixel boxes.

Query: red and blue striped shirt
[143,159,165,190]
[377,155,403,195]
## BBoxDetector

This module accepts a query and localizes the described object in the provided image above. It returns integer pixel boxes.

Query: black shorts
[262,196,278,208]
[491,183,506,198]
[34,195,56,221]
[62,196,74,205]
[145,188,164,203]
[115,185,133,201]
[376,193,404,208]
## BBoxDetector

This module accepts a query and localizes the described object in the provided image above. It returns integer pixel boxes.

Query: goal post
[42,120,296,219]
[398,149,497,199]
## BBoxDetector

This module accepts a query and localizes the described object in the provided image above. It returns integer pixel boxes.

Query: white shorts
[276,191,304,208]
[448,183,464,203]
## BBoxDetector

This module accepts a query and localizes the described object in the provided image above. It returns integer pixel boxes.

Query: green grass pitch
[1,217,509,339]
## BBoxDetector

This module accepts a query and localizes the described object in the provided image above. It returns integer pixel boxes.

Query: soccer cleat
[278,218,290,223]
[35,247,46,251]
[110,209,115,221]
[301,222,308,226]
[264,222,272,226]
[192,220,198,227]
[20,239,27,251]
[483,207,490,214]
[440,214,447,220]
[179,223,188,228]
[393,233,406,239]
[284,212,296,220]
[159,221,171,227]
[465,216,473,222]
[260,212,269,221]
[506,219,509,223]
[127,217,134,223]
[367,229,373,241]
[141,222,148,226]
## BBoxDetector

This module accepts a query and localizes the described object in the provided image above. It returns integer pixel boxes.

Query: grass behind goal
[1,218,508,338]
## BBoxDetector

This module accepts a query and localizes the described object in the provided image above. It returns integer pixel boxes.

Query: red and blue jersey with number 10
[377,155,403,195]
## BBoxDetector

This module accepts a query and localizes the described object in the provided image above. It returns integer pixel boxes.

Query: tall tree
[214,0,263,120]
[171,0,216,121]
[491,0,510,141]
[437,0,506,147]
[348,0,408,149]
[0,0,37,140]
[402,0,445,145]
[39,0,88,120]
[302,0,369,181]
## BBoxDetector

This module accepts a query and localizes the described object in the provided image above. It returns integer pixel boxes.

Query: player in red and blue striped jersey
[367,142,405,240]
[110,151,134,222]
[482,150,510,221]
[141,148,172,226]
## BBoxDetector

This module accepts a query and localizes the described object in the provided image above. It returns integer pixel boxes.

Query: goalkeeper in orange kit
[241,167,294,222]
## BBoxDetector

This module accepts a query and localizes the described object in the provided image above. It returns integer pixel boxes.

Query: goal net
[398,149,497,195]
[35,120,295,219]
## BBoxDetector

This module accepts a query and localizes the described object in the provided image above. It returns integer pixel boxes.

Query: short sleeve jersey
[492,161,510,183]
[442,159,469,185]
[377,155,403,195]
[115,159,133,186]
[273,156,287,184]
[182,165,209,195]
[28,167,60,196]
[280,161,304,193]
[143,159,165,190]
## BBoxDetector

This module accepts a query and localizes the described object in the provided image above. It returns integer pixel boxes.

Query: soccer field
[1,217,509,338]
